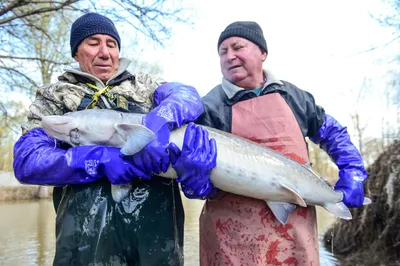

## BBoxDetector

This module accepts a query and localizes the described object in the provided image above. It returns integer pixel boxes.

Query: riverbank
[0,171,51,201]
[323,140,400,266]
[0,186,51,201]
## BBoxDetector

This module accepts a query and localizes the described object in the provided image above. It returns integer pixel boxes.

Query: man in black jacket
[170,21,368,266]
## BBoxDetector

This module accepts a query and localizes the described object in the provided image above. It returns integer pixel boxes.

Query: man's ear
[261,50,267,62]
[73,54,79,62]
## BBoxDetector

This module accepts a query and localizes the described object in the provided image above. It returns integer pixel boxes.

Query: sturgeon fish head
[41,110,155,156]
[41,114,82,146]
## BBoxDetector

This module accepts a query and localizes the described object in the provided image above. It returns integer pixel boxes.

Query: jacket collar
[221,70,284,100]
[62,57,131,87]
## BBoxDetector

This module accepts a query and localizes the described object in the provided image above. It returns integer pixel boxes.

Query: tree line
[0,0,398,175]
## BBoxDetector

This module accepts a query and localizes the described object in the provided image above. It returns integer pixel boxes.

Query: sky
[123,0,398,139]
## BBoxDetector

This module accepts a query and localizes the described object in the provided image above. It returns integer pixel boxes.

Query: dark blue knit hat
[70,13,121,57]
[218,21,268,54]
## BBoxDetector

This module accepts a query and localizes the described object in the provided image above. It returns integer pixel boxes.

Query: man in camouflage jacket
[13,12,211,266]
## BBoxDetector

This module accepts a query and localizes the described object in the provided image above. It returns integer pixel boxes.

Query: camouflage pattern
[19,58,185,265]
[22,58,164,134]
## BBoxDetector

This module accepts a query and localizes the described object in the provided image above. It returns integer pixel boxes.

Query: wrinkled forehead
[220,36,249,45]
[83,33,118,43]
[219,36,254,51]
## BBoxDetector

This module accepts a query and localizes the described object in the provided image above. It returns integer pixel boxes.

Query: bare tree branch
[0,65,39,88]
[0,0,193,97]
[0,54,70,64]
[0,0,24,17]
[0,0,80,24]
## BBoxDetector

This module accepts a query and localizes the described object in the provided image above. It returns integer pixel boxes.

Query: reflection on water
[181,197,204,263]
[0,197,336,266]
[0,200,55,266]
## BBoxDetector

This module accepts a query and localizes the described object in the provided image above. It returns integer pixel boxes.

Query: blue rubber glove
[90,146,152,183]
[13,128,150,186]
[136,82,204,175]
[310,114,368,208]
[128,123,171,175]
[168,122,217,199]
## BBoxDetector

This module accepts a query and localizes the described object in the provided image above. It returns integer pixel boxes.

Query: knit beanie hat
[217,21,268,54]
[70,12,121,57]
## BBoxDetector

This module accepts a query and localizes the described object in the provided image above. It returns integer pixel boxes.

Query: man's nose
[226,49,236,61]
[98,43,110,59]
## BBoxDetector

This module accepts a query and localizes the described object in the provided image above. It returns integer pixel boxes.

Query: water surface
[0,197,335,265]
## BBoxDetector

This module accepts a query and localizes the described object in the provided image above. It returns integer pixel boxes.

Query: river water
[0,196,336,266]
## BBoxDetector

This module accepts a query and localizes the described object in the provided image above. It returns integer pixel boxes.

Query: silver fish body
[41,109,371,224]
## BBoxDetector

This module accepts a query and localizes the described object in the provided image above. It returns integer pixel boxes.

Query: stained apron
[200,93,319,266]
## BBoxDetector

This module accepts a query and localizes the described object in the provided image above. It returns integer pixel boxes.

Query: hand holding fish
[168,122,217,199]
[40,109,372,224]
[98,147,153,182]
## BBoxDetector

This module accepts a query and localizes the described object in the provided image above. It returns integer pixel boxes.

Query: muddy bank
[323,140,400,265]
[0,186,52,201]
[0,171,52,201]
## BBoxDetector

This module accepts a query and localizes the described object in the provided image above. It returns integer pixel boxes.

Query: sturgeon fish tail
[323,196,372,221]
[323,202,352,220]
[363,197,372,205]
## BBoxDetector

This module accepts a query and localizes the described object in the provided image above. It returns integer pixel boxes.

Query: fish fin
[266,201,297,225]
[111,183,132,203]
[280,184,307,207]
[363,197,372,205]
[302,162,334,186]
[323,202,352,220]
[115,124,155,155]
[303,162,322,177]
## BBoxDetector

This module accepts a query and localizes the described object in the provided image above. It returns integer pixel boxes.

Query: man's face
[73,34,119,82]
[219,37,266,89]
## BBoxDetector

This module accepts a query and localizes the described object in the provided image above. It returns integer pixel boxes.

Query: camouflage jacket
[23,58,164,133]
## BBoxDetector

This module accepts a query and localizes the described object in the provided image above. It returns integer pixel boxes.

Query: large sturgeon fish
[41,109,371,224]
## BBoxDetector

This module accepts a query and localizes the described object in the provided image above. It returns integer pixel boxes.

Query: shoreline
[0,186,52,201]
[0,171,52,201]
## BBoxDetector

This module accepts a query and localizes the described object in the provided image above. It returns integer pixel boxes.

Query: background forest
[0,0,399,179]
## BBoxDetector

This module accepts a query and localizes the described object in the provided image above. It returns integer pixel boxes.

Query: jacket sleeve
[13,128,103,186]
[280,81,325,138]
[195,85,231,132]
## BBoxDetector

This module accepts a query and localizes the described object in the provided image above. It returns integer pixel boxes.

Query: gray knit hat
[70,13,121,57]
[217,21,268,54]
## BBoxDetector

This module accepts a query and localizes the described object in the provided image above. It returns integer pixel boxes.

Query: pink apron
[199,93,319,266]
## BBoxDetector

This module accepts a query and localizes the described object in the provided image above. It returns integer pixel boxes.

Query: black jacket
[197,80,325,140]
